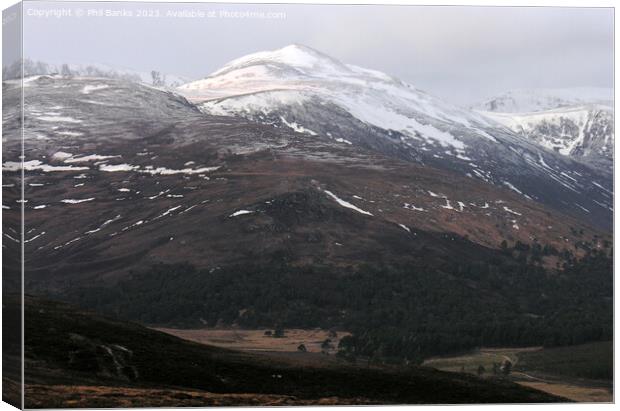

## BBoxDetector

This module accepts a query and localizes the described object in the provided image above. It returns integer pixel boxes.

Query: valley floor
[159,328,612,403]
[154,327,349,354]
[423,344,613,402]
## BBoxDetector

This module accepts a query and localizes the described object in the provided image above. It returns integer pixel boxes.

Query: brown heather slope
[25,385,379,408]
[15,118,608,289]
[0,77,607,292]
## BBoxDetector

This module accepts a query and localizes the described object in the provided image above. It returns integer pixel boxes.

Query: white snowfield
[3,158,220,178]
[178,44,498,151]
[2,160,89,172]
[98,163,220,175]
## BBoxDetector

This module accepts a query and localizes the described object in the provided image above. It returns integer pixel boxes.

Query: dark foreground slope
[14,296,566,407]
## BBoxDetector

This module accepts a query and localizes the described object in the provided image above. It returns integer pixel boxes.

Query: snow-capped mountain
[178,45,612,229]
[482,105,613,167]
[475,87,613,113]
[179,44,500,153]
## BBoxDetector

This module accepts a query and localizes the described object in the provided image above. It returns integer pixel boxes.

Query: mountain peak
[279,43,323,55]
[210,44,349,78]
[265,43,342,67]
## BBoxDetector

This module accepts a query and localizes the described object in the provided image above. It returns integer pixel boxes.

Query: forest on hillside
[58,241,612,364]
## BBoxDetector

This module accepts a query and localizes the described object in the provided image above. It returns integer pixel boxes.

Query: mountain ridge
[480,104,613,167]
[2,58,191,87]
[474,87,613,113]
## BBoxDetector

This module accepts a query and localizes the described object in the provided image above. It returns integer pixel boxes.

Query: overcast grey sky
[20,2,613,105]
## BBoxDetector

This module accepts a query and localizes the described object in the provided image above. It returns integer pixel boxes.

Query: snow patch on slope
[323,189,373,216]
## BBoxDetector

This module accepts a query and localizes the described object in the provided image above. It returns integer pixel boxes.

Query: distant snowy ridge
[477,88,614,167]
[3,58,191,88]
[474,87,613,113]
